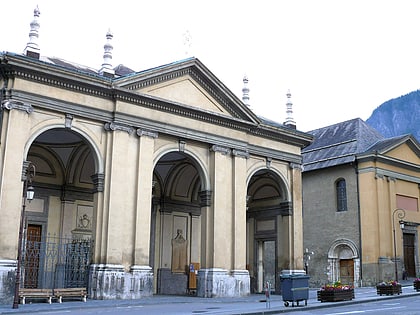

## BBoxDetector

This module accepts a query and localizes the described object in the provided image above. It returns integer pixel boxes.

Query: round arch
[247,164,291,202]
[328,238,359,259]
[153,145,210,192]
[24,124,104,173]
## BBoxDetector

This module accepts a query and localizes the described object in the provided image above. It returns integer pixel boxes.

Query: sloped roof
[302,118,384,171]
[365,134,416,153]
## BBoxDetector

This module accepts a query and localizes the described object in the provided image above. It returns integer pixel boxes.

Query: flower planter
[376,284,402,296]
[414,281,420,292]
[317,289,354,302]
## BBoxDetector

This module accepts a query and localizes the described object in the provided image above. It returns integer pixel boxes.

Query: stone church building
[0,8,312,303]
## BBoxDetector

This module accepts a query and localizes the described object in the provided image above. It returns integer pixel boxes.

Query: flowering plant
[377,280,400,286]
[320,281,353,291]
[414,278,420,282]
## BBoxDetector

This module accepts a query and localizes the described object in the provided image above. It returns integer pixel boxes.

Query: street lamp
[392,208,405,283]
[12,161,36,309]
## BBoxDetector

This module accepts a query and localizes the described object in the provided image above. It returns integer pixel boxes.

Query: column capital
[210,145,231,155]
[136,128,158,138]
[104,122,135,134]
[2,100,33,114]
[232,149,249,159]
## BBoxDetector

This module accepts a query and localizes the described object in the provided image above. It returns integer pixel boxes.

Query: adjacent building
[302,118,420,287]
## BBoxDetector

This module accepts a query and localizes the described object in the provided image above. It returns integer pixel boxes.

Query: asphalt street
[0,280,419,315]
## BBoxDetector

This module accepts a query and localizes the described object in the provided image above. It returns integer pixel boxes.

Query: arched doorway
[246,169,291,294]
[151,151,206,295]
[327,239,360,286]
[23,128,97,289]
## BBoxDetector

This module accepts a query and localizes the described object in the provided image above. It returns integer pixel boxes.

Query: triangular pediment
[114,58,259,123]
[382,138,420,165]
[135,74,229,115]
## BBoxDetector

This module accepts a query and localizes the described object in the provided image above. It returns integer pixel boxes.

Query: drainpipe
[354,160,363,287]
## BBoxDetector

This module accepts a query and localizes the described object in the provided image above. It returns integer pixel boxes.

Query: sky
[2,0,420,132]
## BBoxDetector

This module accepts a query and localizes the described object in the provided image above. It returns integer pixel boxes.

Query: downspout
[354,159,363,287]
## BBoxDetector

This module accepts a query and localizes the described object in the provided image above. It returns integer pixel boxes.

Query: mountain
[366,90,420,142]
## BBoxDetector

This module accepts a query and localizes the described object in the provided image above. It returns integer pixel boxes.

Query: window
[336,179,347,212]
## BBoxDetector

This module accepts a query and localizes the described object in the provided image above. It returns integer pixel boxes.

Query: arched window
[336,179,347,212]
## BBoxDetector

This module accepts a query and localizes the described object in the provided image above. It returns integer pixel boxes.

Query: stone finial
[24,6,41,59]
[242,75,250,107]
[99,29,115,78]
[284,89,296,129]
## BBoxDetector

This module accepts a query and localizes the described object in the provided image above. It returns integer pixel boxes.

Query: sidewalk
[0,280,419,315]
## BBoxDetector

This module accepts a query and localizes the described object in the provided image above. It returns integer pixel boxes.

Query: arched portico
[151,148,209,295]
[3,126,101,294]
[246,167,293,294]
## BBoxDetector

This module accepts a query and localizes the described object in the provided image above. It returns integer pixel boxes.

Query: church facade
[0,9,312,303]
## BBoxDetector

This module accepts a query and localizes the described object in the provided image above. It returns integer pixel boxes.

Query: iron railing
[21,233,93,289]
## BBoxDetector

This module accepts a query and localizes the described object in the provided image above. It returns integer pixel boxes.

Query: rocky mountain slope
[366,90,420,141]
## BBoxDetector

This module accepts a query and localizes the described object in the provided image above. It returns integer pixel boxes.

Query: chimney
[24,6,41,59]
[284,89,296,129]
[99,30,115,78]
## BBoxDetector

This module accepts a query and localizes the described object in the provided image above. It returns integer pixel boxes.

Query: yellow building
[0,8,312,303]
[303,118,420,287]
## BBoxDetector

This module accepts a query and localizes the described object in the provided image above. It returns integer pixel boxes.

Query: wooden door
[339,259,354,285]
[24,224,42,288]
[403,233,416,277]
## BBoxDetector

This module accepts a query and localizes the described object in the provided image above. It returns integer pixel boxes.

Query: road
[9,296,420,315]
[280,295,420,315]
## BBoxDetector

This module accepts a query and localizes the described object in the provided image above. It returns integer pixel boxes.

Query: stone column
[90,123,155,299]
[230,149,250,296]
[197,145,249,297]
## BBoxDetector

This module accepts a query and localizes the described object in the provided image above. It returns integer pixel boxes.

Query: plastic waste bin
[280,273,310,307]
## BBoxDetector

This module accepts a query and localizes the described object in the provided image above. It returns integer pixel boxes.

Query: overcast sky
[2,1,420,132]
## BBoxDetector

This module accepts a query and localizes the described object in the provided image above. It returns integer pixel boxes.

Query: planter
[414,281,420,292]
[317,289,354,302]
[376,284,402,296]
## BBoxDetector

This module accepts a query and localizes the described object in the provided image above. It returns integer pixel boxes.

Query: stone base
[157,268,188,295]
[89,264,153,300]
[0,259,17,305]
[197,268,250,298]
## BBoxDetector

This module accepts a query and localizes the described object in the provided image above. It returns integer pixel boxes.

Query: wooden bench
[54,287,87,303]
[19,288,53,304]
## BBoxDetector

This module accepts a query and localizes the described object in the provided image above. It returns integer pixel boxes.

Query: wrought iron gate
[21,232,93,289]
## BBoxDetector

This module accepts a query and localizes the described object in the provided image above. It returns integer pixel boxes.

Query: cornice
[1,53,312,150]
[357,153,419,173]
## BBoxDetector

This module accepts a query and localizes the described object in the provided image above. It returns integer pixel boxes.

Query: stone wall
[0,260,16,305]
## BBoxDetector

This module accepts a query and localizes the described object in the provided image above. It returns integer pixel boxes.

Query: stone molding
[232,149,250,159]
[199,190,212,207]
[2,100,33,114]
[104,122,135,134]
[65,113,73,128]
[91,173,105,193]
[210,145,231,155]
[136,128,158,138]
